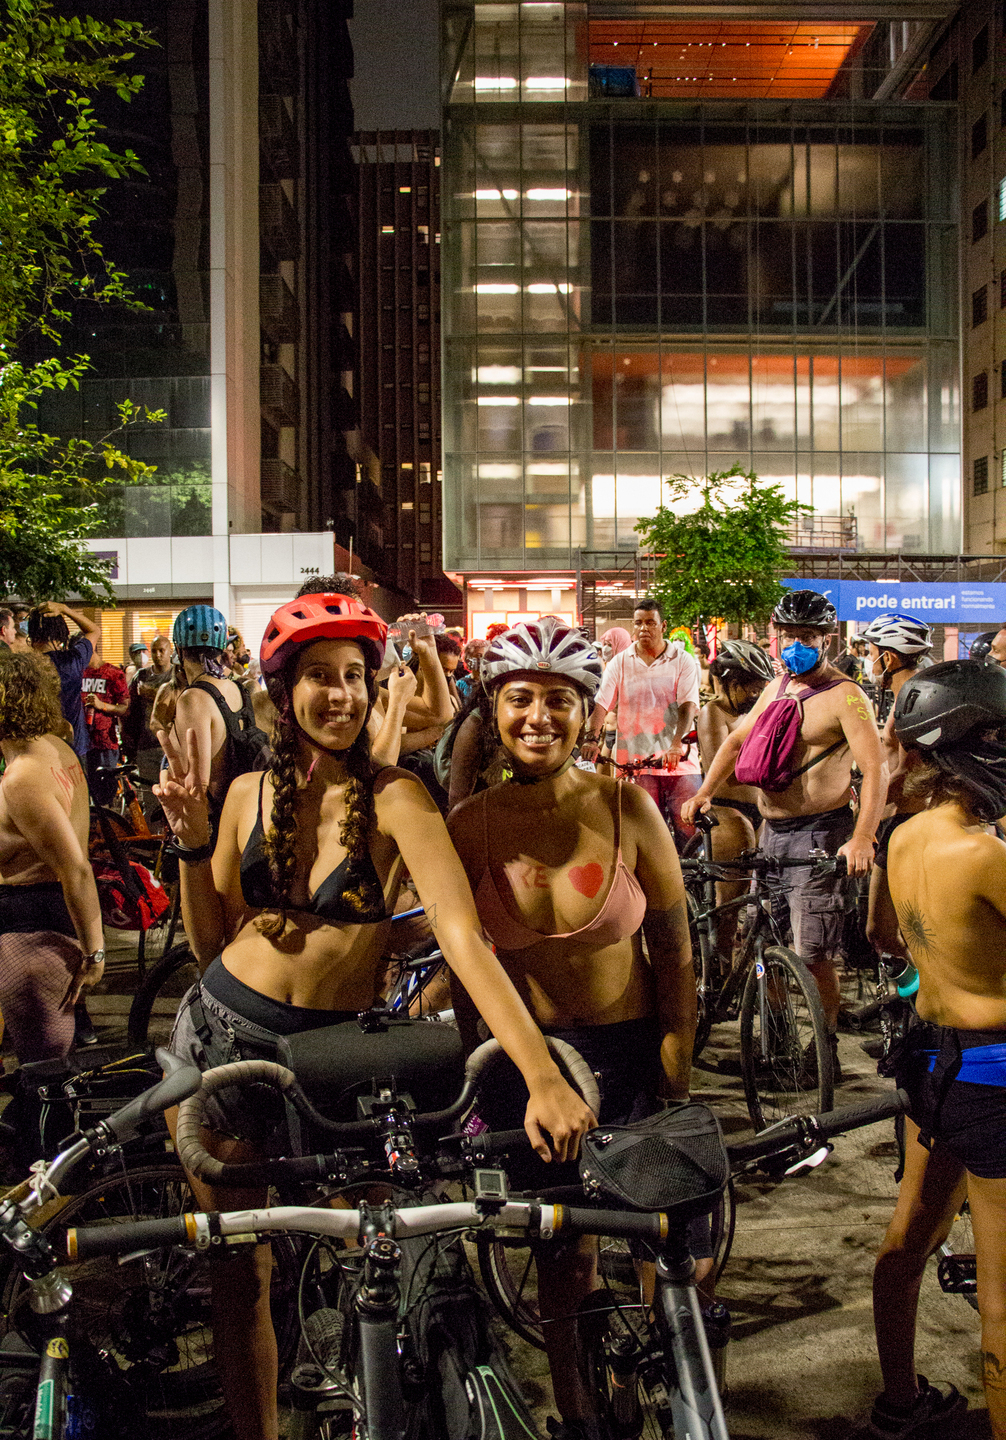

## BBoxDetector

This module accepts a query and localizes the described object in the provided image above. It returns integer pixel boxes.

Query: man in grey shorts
[682,590,888,1079]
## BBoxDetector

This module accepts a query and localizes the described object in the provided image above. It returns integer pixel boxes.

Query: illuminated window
[381,225,394,235]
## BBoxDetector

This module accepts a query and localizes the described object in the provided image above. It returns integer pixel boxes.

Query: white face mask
[601,644,613,663]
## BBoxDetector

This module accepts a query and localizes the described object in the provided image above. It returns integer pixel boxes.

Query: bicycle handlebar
[174,1037,601,1188]
[726,1089,908,1166]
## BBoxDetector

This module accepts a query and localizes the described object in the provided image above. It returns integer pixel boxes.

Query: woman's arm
[172,686,217,792]
[378,772,596,1159]
[623,783,696,1098]
[155,728,249,969]
[3,761,104,1003]
[370,665,417,768]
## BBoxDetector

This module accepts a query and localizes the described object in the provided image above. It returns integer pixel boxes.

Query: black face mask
[930,734,1006,822]
[735,695,758,714]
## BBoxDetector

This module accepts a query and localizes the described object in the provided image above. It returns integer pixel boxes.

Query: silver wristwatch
[83,948,106,967]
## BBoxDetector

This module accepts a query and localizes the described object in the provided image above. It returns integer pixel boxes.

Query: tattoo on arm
[982,1350,1006,1391]
[896,900,934,956]
[426,903,437,931]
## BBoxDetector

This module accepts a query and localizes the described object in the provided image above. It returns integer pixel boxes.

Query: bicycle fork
[652,1253,730,1440]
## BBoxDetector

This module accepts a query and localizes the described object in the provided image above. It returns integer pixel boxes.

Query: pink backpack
[734,676,848,793]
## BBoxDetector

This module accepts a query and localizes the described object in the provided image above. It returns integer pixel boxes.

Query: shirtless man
[870,659,1006,1438]
[681,590,888,1071]
[696,640,775,956]
[858,615,933,963]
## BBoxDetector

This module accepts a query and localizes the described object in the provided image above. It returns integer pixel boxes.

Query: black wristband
[171,838,213,864]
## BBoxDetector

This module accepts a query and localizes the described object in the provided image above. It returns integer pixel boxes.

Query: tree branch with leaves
[634,464,809,630]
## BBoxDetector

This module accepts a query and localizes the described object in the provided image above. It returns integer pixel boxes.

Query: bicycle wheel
[687,893,714,1060]
[740,945,834,1130]
[1,1160,299,1440]
[127,943,199,1047]
[476,1185,734,1353]
[576,1286,670,1440]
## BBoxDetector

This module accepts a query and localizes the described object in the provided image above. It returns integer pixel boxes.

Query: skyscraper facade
[440,2,966,630]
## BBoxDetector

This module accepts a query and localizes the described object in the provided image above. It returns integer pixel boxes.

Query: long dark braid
[256,666,380,939]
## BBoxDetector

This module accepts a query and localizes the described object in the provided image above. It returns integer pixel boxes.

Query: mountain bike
[681,818,837,1129]
[64,1057,907,1440]
[0,1048,299,1440]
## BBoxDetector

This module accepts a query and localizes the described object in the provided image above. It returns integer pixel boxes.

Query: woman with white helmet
[859,614,934,965]
[156,595,594,1440]
[449,617,696,1440]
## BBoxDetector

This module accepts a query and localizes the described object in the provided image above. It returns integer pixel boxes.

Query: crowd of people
[2,580,1006,1439]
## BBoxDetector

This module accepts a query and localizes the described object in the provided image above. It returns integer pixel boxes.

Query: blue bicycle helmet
[173,605,228,652]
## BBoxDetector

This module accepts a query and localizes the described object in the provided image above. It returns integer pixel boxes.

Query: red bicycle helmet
[260,595,388,677]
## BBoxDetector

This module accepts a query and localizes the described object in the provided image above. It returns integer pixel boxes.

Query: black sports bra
[240,777,388,924]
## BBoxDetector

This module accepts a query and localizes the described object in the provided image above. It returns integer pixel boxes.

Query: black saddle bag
[578,1101,729,1221]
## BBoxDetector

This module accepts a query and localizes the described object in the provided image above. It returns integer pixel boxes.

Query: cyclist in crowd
[871,659,1006,1440]
[158,594,595,1440]
[27,600,100,760]
[449,618,696,1440]
[597,625,631,765]
[695,639,776,957]
[0,607,27,654]
[122,634,173,803]
[0,652,105,1065]
[860,615,934,964]
[580,597,702,847]
[971,632,999,662]
[682,590,888,1076]
[123,639,148,685]
[166,604,265,829]
[80,644,129,803]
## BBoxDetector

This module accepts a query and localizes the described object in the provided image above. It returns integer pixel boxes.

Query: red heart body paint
[568,862,604,899]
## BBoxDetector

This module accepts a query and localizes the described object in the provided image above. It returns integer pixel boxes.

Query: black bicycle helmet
[771,589,837,631]
[709,640,776,685]
[894,659,1006,751]
[969,631,999,662]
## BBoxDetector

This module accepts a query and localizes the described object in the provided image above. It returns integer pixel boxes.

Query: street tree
[634,463,808,630]
[0,0,161,602]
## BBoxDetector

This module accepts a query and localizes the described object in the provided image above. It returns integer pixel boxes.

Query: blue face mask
[781,641,822,676]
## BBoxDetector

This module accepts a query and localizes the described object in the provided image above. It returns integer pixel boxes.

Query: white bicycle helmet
[860,613,932,658]
[481,617,603,699]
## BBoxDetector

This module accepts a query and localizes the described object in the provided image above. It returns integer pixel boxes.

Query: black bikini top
[239,777,388,924]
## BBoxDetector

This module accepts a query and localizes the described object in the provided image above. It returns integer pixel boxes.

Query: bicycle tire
[575,1286,673,1439]
[740,945,834,1130]
[126,943,199,1047]
[476,1185,734,1353]
[687,892,715,1060]
[0,1160,300,1440]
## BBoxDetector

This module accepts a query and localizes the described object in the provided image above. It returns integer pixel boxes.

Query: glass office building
[441,3,961,581]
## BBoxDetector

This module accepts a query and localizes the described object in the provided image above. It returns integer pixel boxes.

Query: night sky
[350,0,440,133]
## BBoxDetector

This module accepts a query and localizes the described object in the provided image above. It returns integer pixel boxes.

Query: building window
[1003,452,1006,486]
[975,24,990,73]
[1000,178,1006,222]
[974,371,990,410]
[1001,358,1006,398]
[975,456,990,495]
[1002,87,1006,127]
[974,113,989,158]
[975,199,990,242]
[974,285,989,326]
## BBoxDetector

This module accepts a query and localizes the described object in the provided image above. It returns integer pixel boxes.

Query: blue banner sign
[782,579,1006,624]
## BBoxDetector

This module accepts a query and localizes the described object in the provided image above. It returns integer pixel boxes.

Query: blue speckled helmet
[173,605,228,652]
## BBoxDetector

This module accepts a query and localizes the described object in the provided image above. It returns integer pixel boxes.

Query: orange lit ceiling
[589,22,876,99]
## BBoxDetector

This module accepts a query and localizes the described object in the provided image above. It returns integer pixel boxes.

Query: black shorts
[900,1023,1006,1180]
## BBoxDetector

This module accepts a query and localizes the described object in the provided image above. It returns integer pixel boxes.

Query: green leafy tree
[0,0,160,601]
[634,464,808,629]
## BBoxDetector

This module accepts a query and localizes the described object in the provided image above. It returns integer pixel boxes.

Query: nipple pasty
[569,863,604,899]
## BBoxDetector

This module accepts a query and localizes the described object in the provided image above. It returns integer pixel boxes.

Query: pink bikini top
[473,782,648,952]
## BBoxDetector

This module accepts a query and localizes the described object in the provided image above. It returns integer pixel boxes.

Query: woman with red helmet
[155,592,596,1440]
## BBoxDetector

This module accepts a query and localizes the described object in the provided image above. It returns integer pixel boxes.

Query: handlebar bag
[734,676,847,793]
[284,1015,465,1120]
[578,1101,729,1220]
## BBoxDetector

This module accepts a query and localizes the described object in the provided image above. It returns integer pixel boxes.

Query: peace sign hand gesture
[154,726,211,849]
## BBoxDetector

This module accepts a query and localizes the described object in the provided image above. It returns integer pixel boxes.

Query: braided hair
[255,651,381,940]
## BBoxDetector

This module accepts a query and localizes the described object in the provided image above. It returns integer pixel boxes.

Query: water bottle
[701,1301,731,1397]
[881,953,919,1000]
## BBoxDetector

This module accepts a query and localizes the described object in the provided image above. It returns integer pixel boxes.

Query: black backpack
[190,680,271,790]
